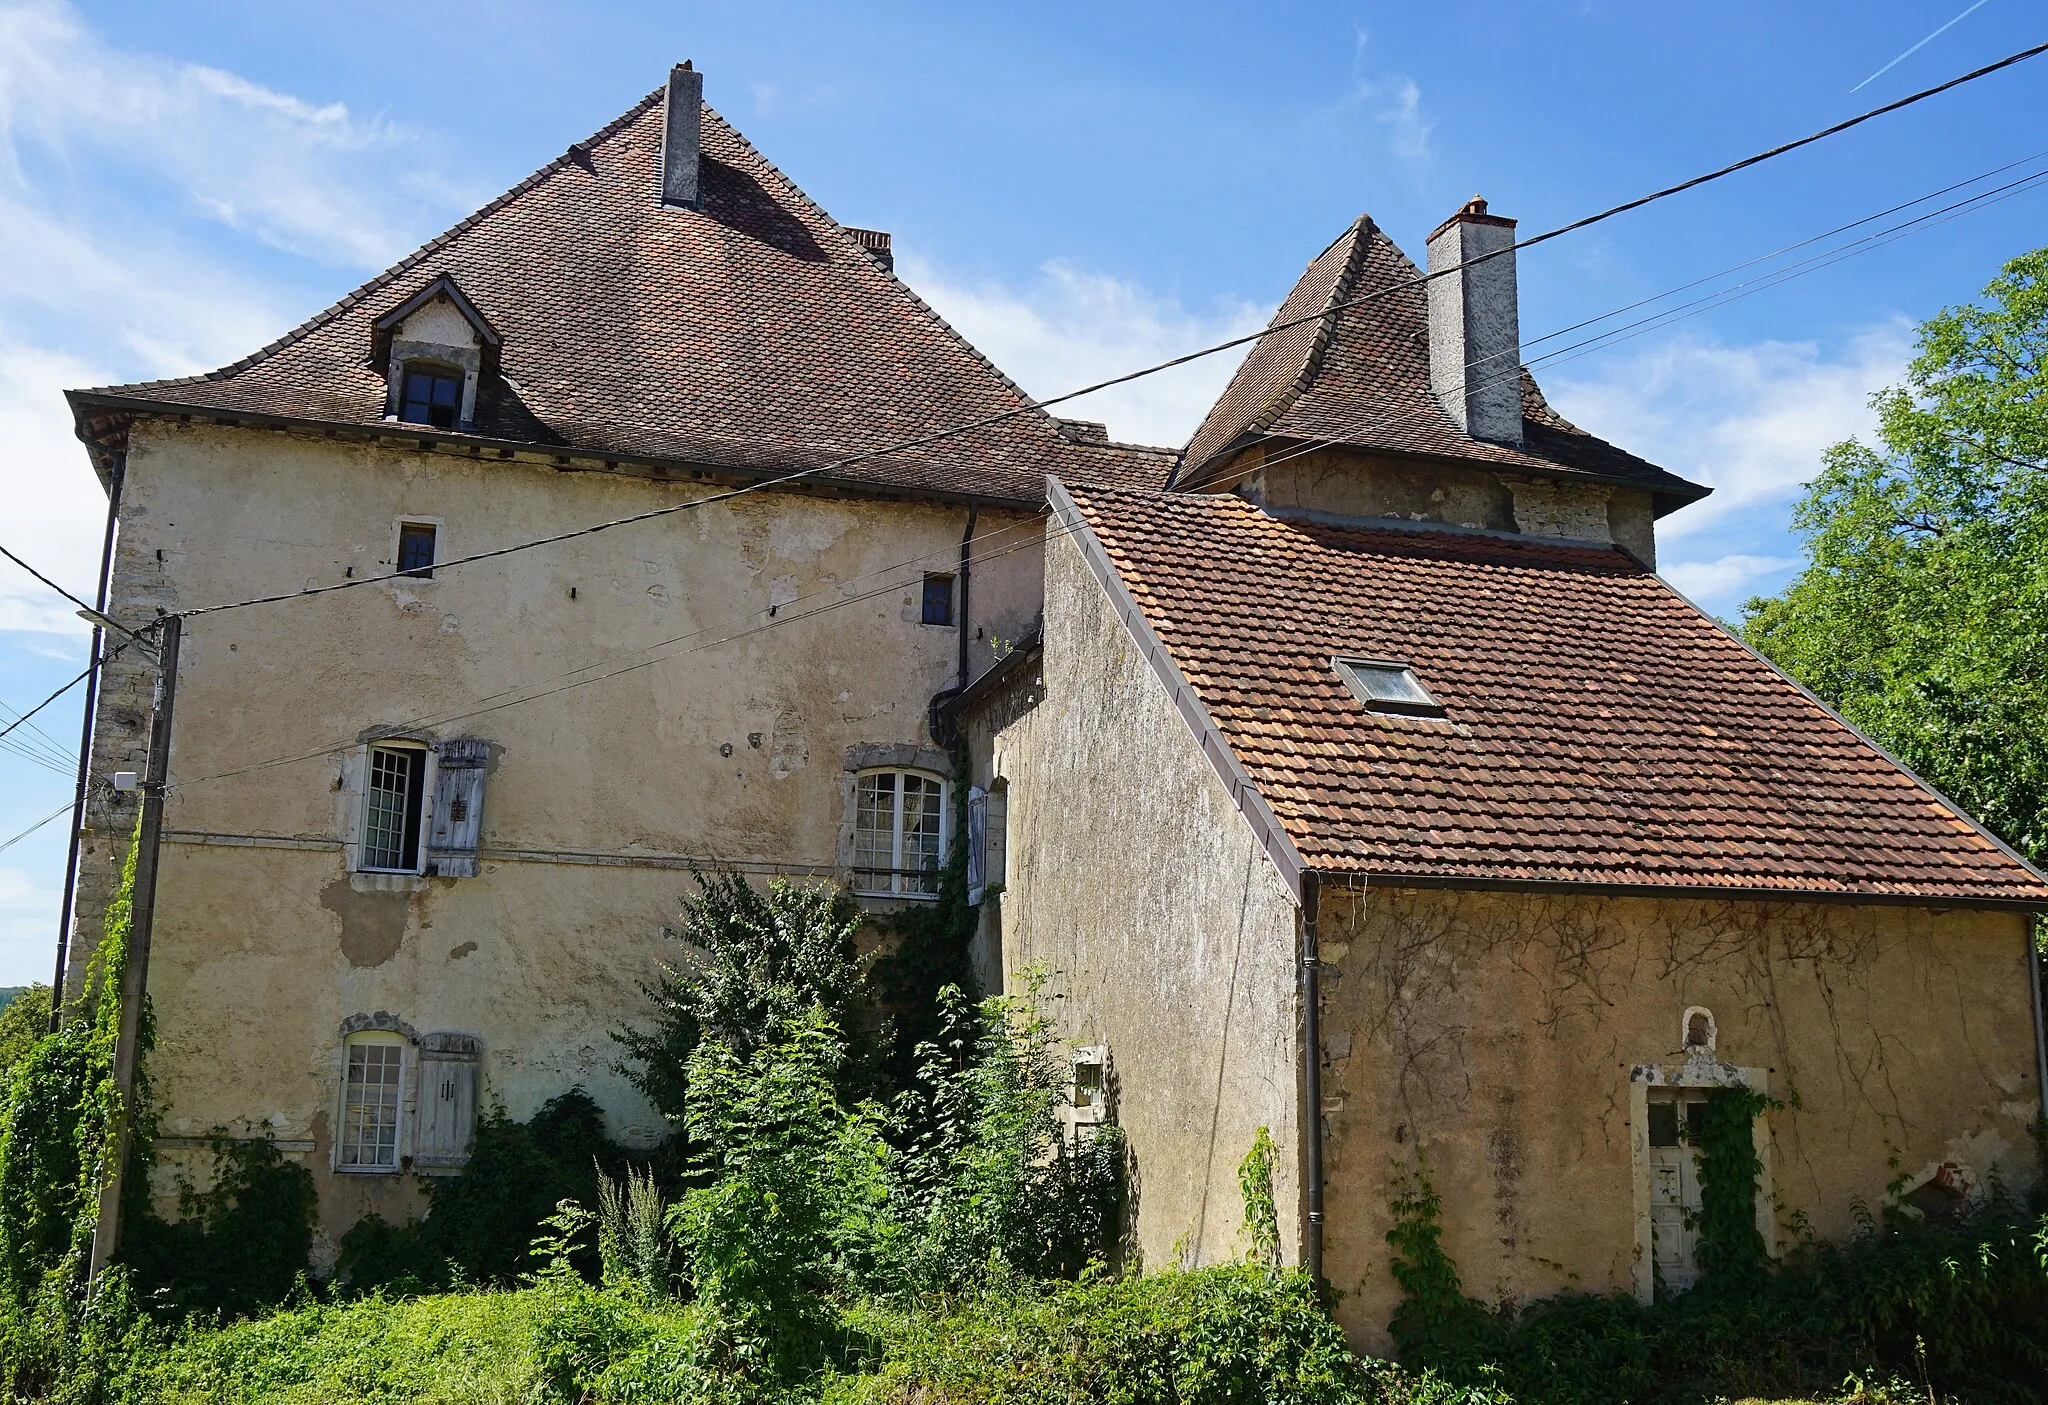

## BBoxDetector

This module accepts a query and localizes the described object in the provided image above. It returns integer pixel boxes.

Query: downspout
[50,449,126,1029]
[1300,870,1325,1281]
[2029,917,2048,1135]
[926,507,978,744]
[956,507,977,692]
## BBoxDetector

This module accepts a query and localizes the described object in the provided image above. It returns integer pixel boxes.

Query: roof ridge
[1242,213,1378,442]
[84,87,668,399]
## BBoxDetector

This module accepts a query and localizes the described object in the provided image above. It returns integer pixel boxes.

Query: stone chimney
[1425,196,1522,446]
[661,62,703,209]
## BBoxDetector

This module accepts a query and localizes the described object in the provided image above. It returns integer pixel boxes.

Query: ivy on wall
[1691,1086,1775,1291]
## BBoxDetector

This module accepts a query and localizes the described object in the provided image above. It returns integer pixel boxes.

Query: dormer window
[371,274,503,436]
[399,365,463,429]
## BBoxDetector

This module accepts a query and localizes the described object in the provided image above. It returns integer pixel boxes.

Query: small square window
[397,523,437,578]
[399,365,462,429]
[1334,657,1446,718]
[921,574,955,627]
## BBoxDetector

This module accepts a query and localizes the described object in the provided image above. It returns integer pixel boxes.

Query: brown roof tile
[72,88,1172,503]
[1064,483,2048,904]
[1179,217,1708,510]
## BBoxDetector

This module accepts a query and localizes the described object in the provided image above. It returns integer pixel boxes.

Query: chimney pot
[1426,196,1523,446]
[661,63,704,209]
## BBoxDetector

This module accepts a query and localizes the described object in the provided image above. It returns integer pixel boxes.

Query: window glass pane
[364,747,417,870]
[901,773,943,895]
[921,575,954,627]
[1344,663,1431,704]
[853,772,895,891]
[341,1041,403,1168]
[400,368,462,430]
[397,524,437,577]
[1647,1101,1678,1148]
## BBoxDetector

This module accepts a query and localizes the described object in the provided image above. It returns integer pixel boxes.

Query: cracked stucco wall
[1313,884,2040,1351]
[971,523,1304,1273]
[68,418,1043,1254]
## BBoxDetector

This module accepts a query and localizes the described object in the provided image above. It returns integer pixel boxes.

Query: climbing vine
[1384,1155,1487,1364]
[1691,1086,1775,1291]
[1236,1126,1279,1266]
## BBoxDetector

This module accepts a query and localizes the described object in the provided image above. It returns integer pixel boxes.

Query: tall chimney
[661,62,703,209]
[1426,196,1522,446]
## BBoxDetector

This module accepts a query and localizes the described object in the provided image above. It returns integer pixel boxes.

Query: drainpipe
[2030,918,2048,1134]
[50,450,126,1029]
[1300,870,1325,1281]
[955,507,977,692]
[926,507,979,745]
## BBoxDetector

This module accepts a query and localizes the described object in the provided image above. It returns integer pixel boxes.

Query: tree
[1744,247,2048,862]
[615,871,878,1126]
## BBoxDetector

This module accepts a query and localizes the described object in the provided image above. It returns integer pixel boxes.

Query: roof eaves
[1316,869,2048,913]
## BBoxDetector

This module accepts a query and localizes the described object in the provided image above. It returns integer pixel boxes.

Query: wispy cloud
[1338,28,1434,162]
[1661,553,1802,611]
[0,0,471,640]
[1544,322,1912,543]
[900,254,1266,449]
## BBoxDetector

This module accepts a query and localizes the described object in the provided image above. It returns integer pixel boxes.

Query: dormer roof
[68,84,1173,504]
[1178,216,1710,515]
[370,274,503,372]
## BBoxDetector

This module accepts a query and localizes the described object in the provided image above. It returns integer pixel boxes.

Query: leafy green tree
[615,871,877,1124]
[0,988,51,1102]
[1744,247,2048,861]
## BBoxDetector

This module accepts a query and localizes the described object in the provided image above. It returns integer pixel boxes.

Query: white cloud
[0,0,458,269]
[1339,29,1434,162]
[901,254,1265,449]
[1660,553,1802,611]
[1542,321,1913,543]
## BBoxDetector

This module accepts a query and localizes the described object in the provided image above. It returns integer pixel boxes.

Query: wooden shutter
[966,785,988,905]
[426,738,489,878]
[412,1032,482,1171]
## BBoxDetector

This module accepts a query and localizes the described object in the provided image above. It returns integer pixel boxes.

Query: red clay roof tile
[1064,483,2048,904]
[72,89,1172,503]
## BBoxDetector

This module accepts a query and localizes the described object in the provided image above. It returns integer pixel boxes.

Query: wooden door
[1646,1092,1706,1291]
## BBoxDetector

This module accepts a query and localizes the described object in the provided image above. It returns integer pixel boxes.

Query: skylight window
[1334,657,1447,719]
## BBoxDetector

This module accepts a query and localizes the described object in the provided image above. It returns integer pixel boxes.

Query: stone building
[60,66,1168,1259]
[952,202,2048,1346]
[57,65,2048,1336]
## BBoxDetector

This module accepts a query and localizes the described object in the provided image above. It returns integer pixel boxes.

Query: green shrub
[122,1135,317,1320]
[888,983,1126,1293]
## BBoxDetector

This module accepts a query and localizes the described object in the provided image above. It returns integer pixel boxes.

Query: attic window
[399,364,462,429]
[1334,657,1446,718]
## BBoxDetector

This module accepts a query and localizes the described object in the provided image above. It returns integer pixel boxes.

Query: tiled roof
[71,89,1172,504]
[1179,217,1709,511]
[1064,483,2048,904]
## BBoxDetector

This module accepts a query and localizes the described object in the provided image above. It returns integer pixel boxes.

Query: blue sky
[2,0,2045,985]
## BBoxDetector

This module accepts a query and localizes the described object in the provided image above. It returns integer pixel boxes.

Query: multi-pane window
[340,1037,404,1170]
[362,745,427,872]
[853,769,946,896]
[399,364,462,429]
[397,522,438,578]
[921,574,955,626]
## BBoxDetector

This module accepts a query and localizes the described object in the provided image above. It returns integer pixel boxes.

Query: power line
[166,40,2048,624]
[0,545,154,647]
[0,802,72,856]
[158,149,2048,795]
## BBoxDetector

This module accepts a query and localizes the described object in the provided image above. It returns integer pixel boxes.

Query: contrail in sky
[1852,0,1993,92]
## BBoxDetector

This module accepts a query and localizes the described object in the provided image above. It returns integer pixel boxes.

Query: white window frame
[336,1031,408,1173]
[851,767,949,899]
[357,741,434,875]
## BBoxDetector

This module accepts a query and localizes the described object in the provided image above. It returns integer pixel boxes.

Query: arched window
[398,362,463,429]
[338,1030,407,1171]
[853,768,947,897]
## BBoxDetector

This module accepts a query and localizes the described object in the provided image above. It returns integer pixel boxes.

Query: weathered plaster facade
[1313,884,2039,1349]
[964,526,1303,1272]
[69,418,1043,1254]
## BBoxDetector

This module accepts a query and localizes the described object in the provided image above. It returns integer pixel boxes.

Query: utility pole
[86,612,178,1286]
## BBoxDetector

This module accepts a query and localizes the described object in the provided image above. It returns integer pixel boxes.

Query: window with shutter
[413,1032,482,1171]
[966,785,988,904]
[426,739,489,877]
